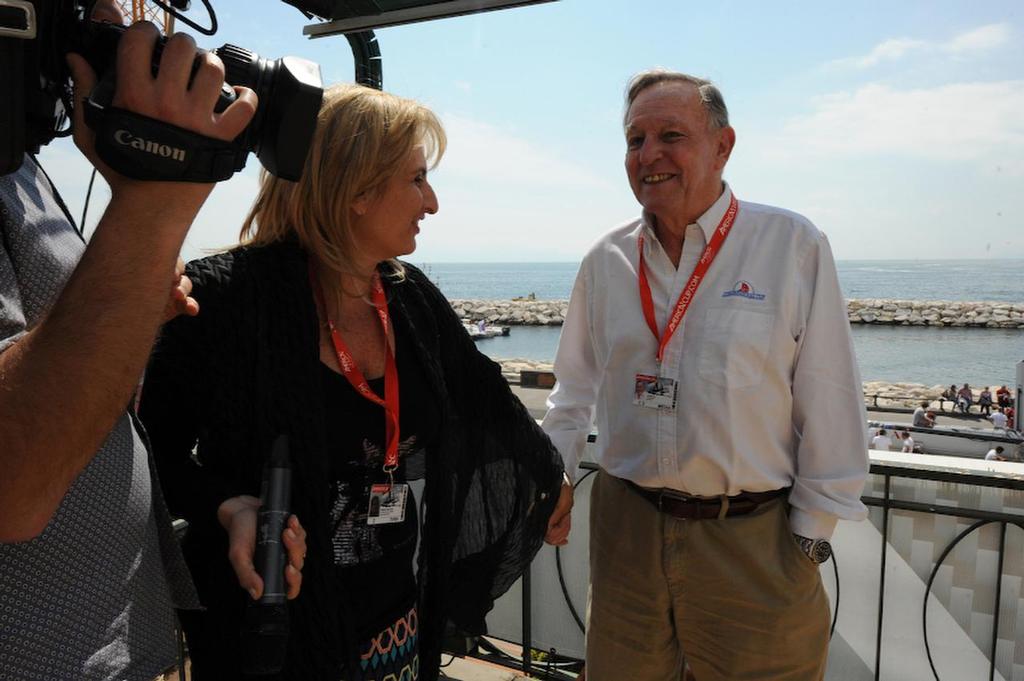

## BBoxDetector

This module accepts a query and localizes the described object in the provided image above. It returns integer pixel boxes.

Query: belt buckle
[659,490,698,519]
[656,492,678,516]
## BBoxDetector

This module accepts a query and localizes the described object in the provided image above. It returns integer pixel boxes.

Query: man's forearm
[0,12,257,542]
[0,194,205,541]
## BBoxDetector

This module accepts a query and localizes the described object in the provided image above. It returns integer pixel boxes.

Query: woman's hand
[217,495,307,600]
[544,477,574,546]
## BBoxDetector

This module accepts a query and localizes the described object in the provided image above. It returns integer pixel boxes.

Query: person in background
[990,407,1009,430]
[0,7,304,680]
[942,384,958,407]
[957,383,974,414]
[913,400,936,428]
[871,429,893,451]
[542,68,868,681]
[978,387,993,416]
[900,430,915,453]
[985,446,1006,462]
[139,84,570,681]
[996,385,1012,409]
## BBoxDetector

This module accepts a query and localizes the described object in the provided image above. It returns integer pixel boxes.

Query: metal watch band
[793,534,832,564]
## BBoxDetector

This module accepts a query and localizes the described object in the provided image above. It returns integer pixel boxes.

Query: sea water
[415,260,1024,386]
[418,260,1024,303]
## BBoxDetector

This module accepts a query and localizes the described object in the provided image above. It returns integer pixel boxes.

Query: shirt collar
[695,182,733,243]
[640,182,734,248]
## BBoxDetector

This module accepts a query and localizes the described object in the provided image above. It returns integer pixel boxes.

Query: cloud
[437,113,616,190]
[827,38,927,70]
[776,80,1024,162]
[944,23,1011,54]
[409,112,634,261]
[825,23,1011,70]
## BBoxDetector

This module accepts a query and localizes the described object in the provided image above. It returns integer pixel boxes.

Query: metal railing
[864,462,1024,681]
[465,457,1024,681]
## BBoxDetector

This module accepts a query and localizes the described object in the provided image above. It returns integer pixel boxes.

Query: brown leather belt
[624,479,789,520]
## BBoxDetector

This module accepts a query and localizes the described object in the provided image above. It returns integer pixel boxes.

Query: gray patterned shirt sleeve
[0,155,197,681]
[0,235,27,352]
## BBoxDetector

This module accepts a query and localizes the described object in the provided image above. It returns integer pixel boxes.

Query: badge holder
[367,463,408,525]
[367,484,408,525]
[633,373,678,411]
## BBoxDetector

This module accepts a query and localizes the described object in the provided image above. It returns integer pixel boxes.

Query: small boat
[867,420,1023,459]
[462,320,511,340]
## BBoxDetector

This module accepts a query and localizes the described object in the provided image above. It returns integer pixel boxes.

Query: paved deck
[439,655,530,680]
[511,384,995,429]
[161,655,532,681]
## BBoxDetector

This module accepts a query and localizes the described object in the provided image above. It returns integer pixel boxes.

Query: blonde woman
[140,84,570,681]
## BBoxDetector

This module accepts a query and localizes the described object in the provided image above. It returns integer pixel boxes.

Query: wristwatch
[793,534,832,564]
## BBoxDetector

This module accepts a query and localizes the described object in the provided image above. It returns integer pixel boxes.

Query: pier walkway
[510,385,997,429]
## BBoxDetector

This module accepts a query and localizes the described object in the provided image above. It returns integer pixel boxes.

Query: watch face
[811,540,832,564]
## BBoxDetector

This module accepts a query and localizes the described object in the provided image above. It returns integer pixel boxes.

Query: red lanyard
[637,193,739,364]
[310,264,400,475]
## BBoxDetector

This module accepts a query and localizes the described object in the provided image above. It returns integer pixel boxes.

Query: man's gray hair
[624,69,730,130]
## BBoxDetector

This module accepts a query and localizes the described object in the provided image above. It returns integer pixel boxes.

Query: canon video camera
[0,0,323,181]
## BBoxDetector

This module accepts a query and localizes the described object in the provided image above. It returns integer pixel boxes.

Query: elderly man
[542,70,869,681]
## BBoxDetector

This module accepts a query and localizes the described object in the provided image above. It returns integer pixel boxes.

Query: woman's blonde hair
[240,83,446,279]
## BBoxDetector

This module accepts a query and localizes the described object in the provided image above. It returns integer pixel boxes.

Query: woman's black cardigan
[139,239,564,681]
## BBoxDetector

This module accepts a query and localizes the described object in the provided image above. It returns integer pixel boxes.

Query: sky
[38,0,1024,263]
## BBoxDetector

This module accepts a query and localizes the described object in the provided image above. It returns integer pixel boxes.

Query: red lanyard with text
[637,194,739,365]
[310,264,401,478]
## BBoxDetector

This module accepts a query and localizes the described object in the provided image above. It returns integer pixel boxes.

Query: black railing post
[522,565,532,676]
[989,522,1007,681]
[875,474,891,681]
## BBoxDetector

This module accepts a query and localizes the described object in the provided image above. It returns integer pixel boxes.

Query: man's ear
[716,126,736,169]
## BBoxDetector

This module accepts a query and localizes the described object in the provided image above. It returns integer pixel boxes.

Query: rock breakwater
[452,298,1024,329]
[450,299,568,326]
[847,300,1024,328]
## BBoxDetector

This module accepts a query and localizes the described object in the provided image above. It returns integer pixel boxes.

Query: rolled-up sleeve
[542,262,599,482]
[788,232,869,539]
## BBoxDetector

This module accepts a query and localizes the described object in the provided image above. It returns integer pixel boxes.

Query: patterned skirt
[345,605,419,681]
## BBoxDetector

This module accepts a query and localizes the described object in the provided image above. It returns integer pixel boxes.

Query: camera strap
[93,106,248,182]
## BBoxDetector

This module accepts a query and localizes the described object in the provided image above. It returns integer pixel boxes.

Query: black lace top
[321,310,439,638]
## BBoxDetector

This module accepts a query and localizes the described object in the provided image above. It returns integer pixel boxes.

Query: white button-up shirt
[542,185,869,539]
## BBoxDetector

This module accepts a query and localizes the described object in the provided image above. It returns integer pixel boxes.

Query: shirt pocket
[697,306,774,390]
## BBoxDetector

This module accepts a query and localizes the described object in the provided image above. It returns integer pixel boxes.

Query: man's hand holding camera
[66,18,257,210]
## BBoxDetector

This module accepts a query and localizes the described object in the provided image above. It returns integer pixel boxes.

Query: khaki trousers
[586,470,830,681]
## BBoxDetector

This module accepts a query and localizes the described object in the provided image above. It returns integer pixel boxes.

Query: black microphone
[240,434,292,675]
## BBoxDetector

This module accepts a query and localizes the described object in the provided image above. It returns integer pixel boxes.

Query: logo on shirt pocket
[722,280,766,301]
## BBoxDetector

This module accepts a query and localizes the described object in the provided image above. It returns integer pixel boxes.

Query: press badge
[367,483,408,525]
[633,373,678,411]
